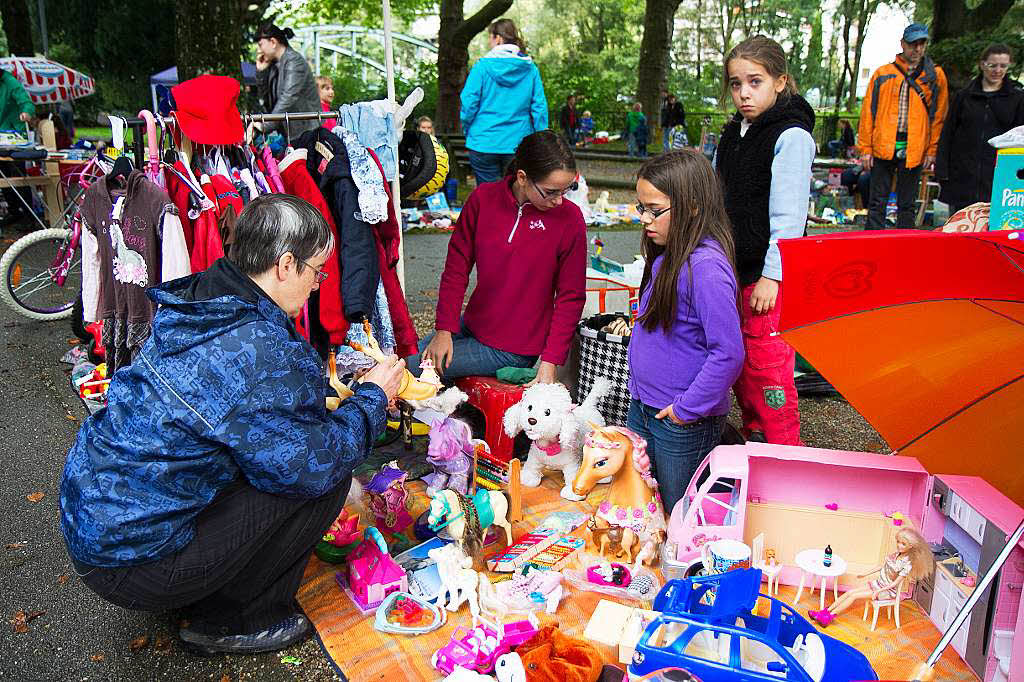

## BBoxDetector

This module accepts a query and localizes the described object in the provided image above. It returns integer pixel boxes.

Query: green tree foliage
[40,0,176,122]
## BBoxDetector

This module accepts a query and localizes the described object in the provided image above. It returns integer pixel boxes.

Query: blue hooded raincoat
[460,44,549,154]
[59,261,387,567]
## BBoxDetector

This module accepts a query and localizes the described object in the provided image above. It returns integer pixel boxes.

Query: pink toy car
[431,614,539,675]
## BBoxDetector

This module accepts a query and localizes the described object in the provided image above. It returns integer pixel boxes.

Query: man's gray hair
[229,194,334,275]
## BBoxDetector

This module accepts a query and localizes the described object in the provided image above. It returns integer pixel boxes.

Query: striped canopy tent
[0,57,95,103]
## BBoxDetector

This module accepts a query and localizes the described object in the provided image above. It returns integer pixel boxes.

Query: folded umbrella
[778,229,1024,504]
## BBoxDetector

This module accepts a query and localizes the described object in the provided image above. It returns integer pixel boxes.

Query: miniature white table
[793,548,848,610]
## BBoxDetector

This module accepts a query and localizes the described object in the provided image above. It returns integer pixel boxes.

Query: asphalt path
[0,228,644,682]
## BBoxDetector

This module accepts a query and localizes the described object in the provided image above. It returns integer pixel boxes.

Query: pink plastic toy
[344,527,408,612]
[431,614,539,675]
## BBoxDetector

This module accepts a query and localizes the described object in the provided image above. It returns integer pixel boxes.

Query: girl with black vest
[715,35,815,446]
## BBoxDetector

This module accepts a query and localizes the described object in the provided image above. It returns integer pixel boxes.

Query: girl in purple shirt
[627,149,744,516]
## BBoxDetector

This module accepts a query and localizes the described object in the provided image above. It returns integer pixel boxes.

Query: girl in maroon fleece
[406,130,586,384]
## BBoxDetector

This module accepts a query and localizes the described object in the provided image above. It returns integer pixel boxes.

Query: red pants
[733,281,801,445]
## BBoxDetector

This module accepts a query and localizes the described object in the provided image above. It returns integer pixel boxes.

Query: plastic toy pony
[348,320,440,402]
[572,424,666,567]
[428,488,513,559]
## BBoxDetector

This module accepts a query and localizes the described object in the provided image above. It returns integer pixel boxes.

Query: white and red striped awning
[0,57,95,103]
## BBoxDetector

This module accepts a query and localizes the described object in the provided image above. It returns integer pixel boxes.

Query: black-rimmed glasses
[530,178,578,200]
[635,203,672,219]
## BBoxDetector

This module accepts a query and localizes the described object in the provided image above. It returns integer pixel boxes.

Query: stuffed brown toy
[515,624,604,682]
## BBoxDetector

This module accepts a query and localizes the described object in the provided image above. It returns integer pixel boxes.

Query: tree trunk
[933,0,1016,43]
[435,0,513,134]
[847,0,876,111]
[1,0,35,57]
[637,0,683,125]
[695,0,702,81]
[175,0,242,82]
[833,0,853,114]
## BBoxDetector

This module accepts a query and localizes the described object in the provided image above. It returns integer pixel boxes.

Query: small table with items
[793,548,848,610]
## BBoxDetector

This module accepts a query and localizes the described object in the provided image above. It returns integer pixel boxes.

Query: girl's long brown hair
[637,149,737,333]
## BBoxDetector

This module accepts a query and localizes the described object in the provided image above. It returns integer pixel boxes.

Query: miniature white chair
[861,576,907,631]
[752,533,783,595]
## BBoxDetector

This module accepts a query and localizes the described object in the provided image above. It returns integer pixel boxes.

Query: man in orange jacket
[858,23,948,228]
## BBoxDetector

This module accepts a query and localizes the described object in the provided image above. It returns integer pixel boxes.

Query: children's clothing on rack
[80,170,190,372]
[337,103,398,181]
[367,147,418,358]
[278,148,346,344]
[297,128,380,324]
[332,126,389,224]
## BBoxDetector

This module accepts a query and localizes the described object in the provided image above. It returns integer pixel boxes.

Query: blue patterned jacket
[59,269,387,567]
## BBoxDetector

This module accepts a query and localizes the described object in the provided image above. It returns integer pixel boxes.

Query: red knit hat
[172,75,245,145]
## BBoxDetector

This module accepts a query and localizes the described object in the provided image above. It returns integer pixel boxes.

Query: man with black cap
[858,22,948,229]
[254,22,321,141]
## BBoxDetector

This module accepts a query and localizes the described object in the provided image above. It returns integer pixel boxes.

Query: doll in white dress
[809,527,933,627]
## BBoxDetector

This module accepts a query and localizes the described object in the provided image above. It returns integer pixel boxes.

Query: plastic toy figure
[348,320,440,402]
[428,488,513,558]
[571,424,666,566]
[425,416,476,497]
[366,461,414,538]
[429,543,480,623]
[808,527,933,627]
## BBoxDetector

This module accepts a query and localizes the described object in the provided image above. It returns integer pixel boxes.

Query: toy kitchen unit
[918,475,1024,682]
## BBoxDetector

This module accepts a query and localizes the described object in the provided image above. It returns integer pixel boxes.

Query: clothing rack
[115,108,406,289]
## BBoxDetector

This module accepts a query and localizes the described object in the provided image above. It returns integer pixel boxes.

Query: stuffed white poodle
[502,378,611,500]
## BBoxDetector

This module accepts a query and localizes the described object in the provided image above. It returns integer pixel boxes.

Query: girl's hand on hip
[524,361,557,387]
[423,330,454,374]
[750,276,780,314]
[655,404,687,425]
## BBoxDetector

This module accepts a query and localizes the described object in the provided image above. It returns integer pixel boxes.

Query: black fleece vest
[717,95,814,286]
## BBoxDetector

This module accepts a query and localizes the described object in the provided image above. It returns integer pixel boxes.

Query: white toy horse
[429,543,480,623]
[428,488,513,559]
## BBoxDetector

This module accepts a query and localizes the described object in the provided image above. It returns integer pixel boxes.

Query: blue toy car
[628,569,877,682]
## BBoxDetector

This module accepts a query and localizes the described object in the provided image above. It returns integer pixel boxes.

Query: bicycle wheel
[0,227,80,320]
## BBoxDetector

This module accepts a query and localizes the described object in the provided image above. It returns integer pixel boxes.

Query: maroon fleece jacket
[436,177,586,365]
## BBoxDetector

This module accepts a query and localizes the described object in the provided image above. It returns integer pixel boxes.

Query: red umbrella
[778,229,1024,504]
[0,57,95,103]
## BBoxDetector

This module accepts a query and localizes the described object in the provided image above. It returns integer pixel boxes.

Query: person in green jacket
[0,69,36,227]
[626,102,648,158]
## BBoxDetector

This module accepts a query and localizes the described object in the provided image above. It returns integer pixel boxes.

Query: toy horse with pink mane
[571,424,666,567]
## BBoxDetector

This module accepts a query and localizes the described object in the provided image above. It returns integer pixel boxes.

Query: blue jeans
[405,323,537,379]
[626,399,726,517]
[663,126,672,152]
[468,151,515,184]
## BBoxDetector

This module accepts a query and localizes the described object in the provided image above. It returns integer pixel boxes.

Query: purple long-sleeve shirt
[627,241,744,421]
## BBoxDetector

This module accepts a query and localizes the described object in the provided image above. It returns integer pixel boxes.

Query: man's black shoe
[179,613,311,655]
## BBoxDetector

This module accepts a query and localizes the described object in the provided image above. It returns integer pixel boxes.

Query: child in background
[715,35,815,446]
[316,75,336,129]
[809,527,933,626]
[627,150,744,515]
[578,110,594,146]
[626,102,648,158]
[417,116,435,136]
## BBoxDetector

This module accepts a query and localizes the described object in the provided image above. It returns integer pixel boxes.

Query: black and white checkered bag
[575,314,631,426]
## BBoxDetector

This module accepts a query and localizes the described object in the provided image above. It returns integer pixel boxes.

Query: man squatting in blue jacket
[59,194,406,654]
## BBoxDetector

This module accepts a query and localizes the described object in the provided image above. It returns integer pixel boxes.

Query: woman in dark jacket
[254,23,321,141]
[936,43,1024,214]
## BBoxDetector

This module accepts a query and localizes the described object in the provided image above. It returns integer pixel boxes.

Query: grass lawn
[75,126,130,143]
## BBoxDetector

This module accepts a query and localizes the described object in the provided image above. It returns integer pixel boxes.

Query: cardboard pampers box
[990,147,1024,230]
